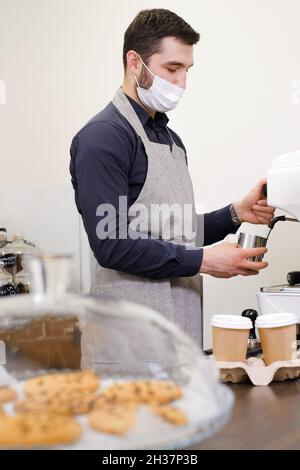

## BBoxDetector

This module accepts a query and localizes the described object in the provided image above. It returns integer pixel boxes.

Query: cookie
[150,404,188,426]
[0,387,17,404]
[0,412,82,447]
[24,370,100,396]
[16,389,97,415]
[89,402,137,435]
[100,380,182,405]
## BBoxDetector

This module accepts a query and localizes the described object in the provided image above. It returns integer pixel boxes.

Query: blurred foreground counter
[186,381,300,450]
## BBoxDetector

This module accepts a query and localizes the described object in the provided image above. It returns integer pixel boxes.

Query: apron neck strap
[113,88,150,142]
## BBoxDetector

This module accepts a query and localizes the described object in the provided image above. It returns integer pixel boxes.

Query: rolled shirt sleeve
[197,205,240,247]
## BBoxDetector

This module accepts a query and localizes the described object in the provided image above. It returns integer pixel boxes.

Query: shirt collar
[126,94,169,130]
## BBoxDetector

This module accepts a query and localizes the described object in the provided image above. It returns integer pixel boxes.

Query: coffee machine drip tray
[261,284,300,294]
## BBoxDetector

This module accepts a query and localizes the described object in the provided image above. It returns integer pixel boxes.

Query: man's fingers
[253,204,275,214]
[209,271,235,279]
[255,213,273,222]
[256,199,275,209]
[256,215,272,225]
[239,269,259,276]
[243,247,268,257]
[244,260,268,271]
[259,177,267,186]
[253,210,274,220]
[256,199,268,206]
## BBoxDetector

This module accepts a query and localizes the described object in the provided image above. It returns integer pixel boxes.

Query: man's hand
[200,242,268,278]
[233,178,275,225]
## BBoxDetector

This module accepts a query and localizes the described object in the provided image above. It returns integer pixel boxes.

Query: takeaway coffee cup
[255,313,297,365]
[211,315,252,362]
[238,233,267,261]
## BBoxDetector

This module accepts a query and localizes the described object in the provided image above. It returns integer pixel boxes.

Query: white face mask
[133,57,185,113]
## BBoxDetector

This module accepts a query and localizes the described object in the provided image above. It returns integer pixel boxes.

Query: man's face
[138,36,194,90]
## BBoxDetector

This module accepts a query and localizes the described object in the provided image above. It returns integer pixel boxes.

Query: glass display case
[0,255,234,449]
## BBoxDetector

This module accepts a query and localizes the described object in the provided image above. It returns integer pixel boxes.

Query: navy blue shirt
[69,93,239,279]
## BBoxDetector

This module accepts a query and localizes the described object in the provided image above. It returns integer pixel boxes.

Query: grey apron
[82,88,203,371]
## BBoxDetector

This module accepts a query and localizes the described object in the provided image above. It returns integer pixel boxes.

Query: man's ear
[126,50,141,74]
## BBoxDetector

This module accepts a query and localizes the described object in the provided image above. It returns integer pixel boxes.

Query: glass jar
[0,230,17,277]
[0,254,233,449]
[13,262,30,294]
[0,228,8,248]
[0,260,15,296]
[3,234,36,274]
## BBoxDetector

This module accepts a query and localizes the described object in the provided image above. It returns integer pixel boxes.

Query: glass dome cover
[0,255,234,449]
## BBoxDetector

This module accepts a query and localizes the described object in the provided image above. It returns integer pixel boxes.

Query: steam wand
[266,216,299,241]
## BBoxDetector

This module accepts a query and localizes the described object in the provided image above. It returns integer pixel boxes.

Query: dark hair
[123,9,200,70]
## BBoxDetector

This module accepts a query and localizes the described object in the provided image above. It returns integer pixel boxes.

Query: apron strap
[112,88,150,143]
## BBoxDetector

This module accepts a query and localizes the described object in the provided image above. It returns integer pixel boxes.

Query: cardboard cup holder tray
[216,357,300,386]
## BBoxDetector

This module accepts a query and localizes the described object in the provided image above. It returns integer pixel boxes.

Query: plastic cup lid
[256,313,297,328]
[211,314,252,329]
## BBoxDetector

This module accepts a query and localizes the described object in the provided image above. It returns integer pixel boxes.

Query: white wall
[1,0,300,347]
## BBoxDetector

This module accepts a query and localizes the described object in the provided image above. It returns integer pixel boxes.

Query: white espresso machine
[257,150,300,324]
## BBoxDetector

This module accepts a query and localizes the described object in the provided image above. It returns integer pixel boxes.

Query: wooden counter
[188,380,300,450]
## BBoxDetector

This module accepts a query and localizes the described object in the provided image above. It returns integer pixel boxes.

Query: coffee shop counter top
[185,380,300,450]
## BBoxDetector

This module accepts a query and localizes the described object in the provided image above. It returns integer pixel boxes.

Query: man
[70,9,274,347]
